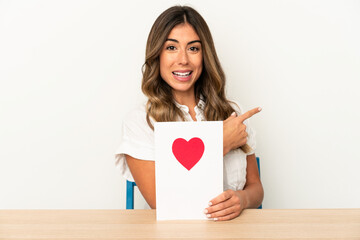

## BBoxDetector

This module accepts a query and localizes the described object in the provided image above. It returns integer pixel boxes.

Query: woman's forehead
[167,23,200,42]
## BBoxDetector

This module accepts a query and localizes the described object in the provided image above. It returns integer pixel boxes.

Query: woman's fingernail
[208,202,213,206]
[204,209,208,214]
[206,214,211,218]
[231,112,236,116]
[214,218,218,221]
[258,107,262,112]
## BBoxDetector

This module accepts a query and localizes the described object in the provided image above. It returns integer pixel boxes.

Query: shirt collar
[197,97,205,110]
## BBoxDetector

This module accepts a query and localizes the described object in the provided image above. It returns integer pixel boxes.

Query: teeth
[173,71,191,77]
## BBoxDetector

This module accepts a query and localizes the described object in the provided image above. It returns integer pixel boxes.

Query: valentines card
[154,121,223,220]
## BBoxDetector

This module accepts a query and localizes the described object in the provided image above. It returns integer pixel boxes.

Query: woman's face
[159,23,203,99]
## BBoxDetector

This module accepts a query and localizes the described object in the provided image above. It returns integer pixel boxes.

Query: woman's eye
[189,46,199,52]
[166,46,176,50]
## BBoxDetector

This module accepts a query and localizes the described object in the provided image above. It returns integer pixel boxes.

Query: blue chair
[126,157,263,209]
[126,180,137,209]
[256,157,262,209]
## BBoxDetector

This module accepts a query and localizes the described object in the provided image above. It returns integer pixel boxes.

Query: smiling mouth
[172,71,192,77]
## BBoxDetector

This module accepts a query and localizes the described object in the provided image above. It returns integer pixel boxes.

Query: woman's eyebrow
[166,39,202,45]
[188,40,201,45]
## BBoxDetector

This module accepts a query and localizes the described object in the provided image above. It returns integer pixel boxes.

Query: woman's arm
[204,154,264,221]
[241,154,264,208]
[125,155,156,209]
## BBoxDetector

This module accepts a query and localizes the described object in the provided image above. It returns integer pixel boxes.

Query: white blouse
[114,99,256,191]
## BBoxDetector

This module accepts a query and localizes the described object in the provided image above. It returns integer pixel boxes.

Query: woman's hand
[204,189,248,221]
[204,154,264,221]
[223,107,261,155]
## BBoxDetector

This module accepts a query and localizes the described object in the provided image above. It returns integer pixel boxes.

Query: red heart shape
[172,137,205,171]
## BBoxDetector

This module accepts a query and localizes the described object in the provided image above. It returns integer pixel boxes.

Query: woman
[115,5,263,221]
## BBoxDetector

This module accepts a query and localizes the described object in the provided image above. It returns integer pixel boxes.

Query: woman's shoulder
[122,102,150,129]
[121,102,155,143]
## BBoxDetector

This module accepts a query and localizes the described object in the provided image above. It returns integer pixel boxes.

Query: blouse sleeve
[229,101,257,155]
[114,106,155,182]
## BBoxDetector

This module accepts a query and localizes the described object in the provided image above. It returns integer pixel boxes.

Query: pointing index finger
[238,107,262,122]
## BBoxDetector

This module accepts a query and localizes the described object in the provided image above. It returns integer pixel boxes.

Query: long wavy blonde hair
[141,6,251,153]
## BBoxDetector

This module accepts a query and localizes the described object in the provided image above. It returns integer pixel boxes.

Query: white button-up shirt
[115,99,256,191]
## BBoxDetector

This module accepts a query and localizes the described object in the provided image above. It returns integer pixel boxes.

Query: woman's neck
[173,91,197,109]
[173,90,198,121]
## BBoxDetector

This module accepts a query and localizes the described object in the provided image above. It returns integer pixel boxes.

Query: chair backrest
[126,180,137,209]
[256,157,262,209]
[126,157,262,209]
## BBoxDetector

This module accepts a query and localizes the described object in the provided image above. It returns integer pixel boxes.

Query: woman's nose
[177,49,189,65]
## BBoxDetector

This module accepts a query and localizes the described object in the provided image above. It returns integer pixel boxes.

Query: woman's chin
[171,85,195,95]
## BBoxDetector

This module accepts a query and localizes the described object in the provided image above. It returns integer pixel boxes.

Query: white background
[1,0,359,209]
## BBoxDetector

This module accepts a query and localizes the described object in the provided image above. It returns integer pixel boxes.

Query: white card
[155,121,223,220]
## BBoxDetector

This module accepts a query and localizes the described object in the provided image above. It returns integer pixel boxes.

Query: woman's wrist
[236,190,249,210]
[223,139,233,156]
